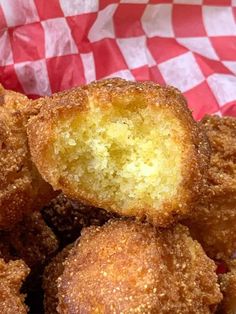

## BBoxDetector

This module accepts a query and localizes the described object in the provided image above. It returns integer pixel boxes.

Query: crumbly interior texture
[53,98,185,213]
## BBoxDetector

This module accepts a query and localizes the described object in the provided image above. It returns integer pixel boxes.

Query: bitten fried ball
[0,258,30,314]
[0,85,56,229]
[27,78,209,226]
[41,194,115,246]
[0,212,58,269]
[57,220,221,314]
[184,115,236,260]
[43,245,72,314]
[218,260,236,313]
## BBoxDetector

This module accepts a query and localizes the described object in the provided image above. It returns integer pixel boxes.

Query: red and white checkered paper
[0,0,236,120]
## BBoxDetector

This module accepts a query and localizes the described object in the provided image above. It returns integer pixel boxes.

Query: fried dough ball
[0,211,58,313]
[218,260,236,313]
[184,115,236,259]
[57,219,221,314]
[27,78,209,226]
[43,245,72,314]
[0,85,56,229]
[0,212,58,269]
[0,258,30,314]
[41,194,115,246]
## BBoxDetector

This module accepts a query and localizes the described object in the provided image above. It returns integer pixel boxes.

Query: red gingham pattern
[0,0,236,120]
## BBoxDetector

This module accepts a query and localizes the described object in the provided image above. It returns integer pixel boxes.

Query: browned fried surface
[41,194,115,246]
[43,245,72,314]
[218,260,236,313]
[183,115,236,259]
[27,78,209,226]
[0,211,59,313]
[0,211,58,269]
[57,219,221,314]
[0,85,56,229]
[0,258,30,314]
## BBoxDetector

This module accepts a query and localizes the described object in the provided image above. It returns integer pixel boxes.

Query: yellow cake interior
[53,96,186,211]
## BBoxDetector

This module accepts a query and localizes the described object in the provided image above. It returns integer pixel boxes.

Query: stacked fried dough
[0,79,235,313]
[184,115,236,260]
[0,85,56,230]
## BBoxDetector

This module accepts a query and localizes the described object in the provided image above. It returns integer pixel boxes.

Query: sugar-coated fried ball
[0,211,58,313]
[43,245,72,314]
[184,115,236,260]
[27,78,209,227]
[0,85,56,229]
[218,260,236,313]
[0,258,30,314]
[57,219,221,314]
[0,212,58,269]
[41,194,115,246]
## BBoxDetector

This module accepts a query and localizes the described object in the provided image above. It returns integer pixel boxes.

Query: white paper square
[207,74,236,106]
[159,52,205,92]
[81,52,96,83]
[105,70,135,81]
[223,61,236,75]
[15,60,51,96]
[177,37,219,60]
[173,0,202,3]
[0,31,13,66]
[120,0,149,3]
[142,4,174,38]
[59,0,99,16]
[117,36,155,69]
[88,4,117,42]
[0,0,39,27]
[213,110,222,117]
[203,6,236,36]
[42,18,78,58]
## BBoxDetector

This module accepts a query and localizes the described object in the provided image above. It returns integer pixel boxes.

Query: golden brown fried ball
[218,260,236,313]
[0,211,58,313]
[0,211,58,269]
[184,115,236,260]
[41,194,115,246]
[0,85,56,229]
[0,258,30,314]
[43,245,72,314]
[57,219,221,314]
[27,78,209,226]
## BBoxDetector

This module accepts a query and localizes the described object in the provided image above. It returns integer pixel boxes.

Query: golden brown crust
[43,245,72,314]
[218,260,236,314]
[57,219,221,314]
[0,258,30,314]
[0,85,56,229]
[183,115,236,259]
[0,212,58,269]
[27,78,209,226]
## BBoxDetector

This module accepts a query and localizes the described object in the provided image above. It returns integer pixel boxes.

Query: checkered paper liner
[0,0,236,120]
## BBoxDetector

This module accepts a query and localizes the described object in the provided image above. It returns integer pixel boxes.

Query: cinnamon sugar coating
[184,115,236,259]
[0,258,30,314]
[57,220,221,314]
[0,85,56,229]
